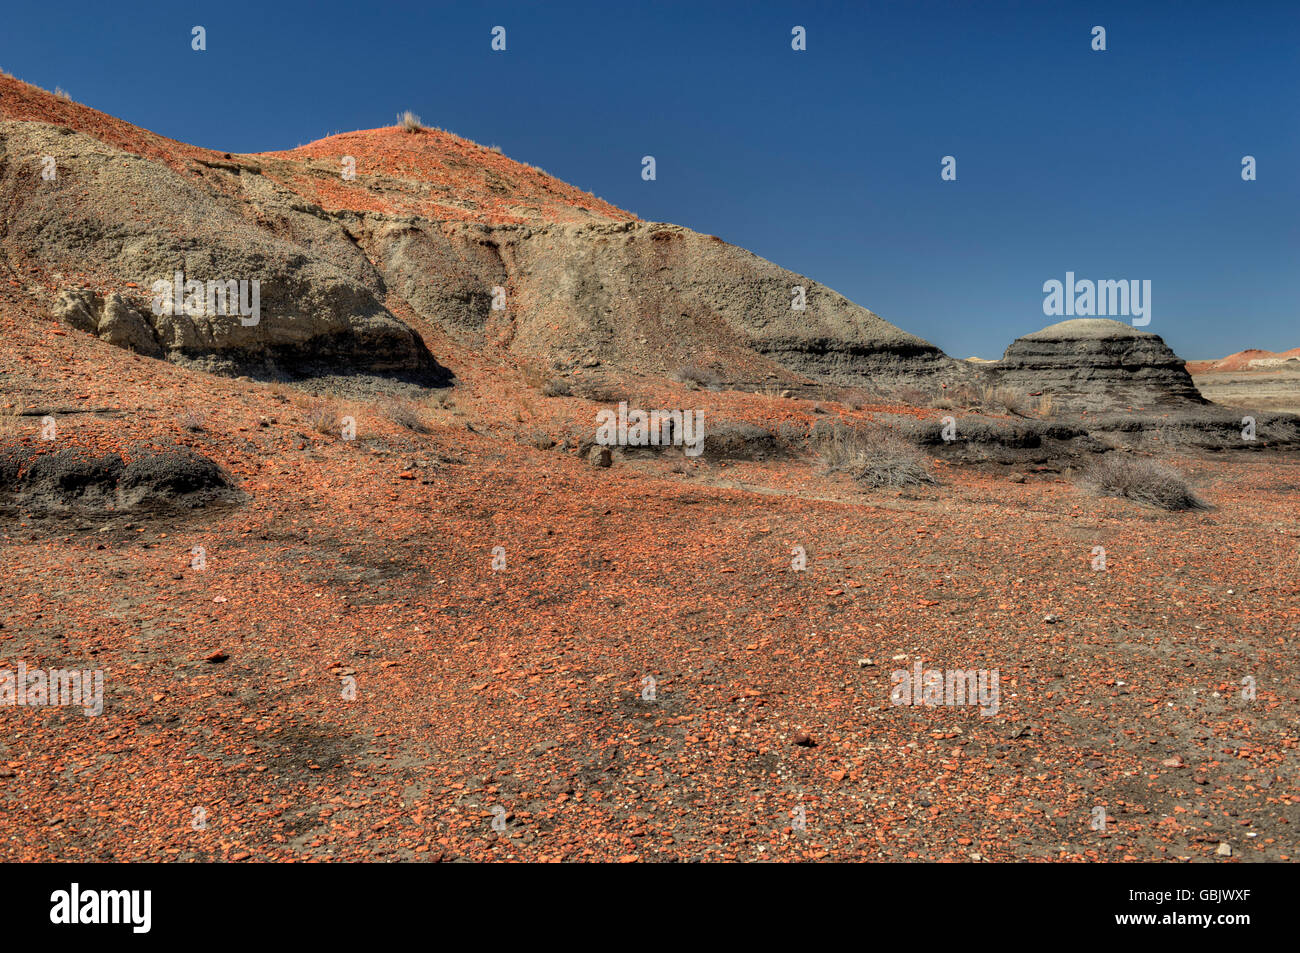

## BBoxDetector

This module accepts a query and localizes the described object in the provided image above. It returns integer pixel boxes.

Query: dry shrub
[305,402,337,434]
[982,385,1029,416]
[427,390,456,411]
[1083,454,1209,511]
[177,409,205,432]
[381,401,431,434]
[0,405,25,437]
[946,382,982,408]
[814,423,937,488]
[892,385,932,407]
[671,365,721,390]
[398,110,423,133]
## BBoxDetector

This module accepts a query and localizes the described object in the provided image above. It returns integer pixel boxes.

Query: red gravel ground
[3,295,1297,862]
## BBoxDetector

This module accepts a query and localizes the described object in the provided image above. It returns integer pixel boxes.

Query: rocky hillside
[0,75,964,391]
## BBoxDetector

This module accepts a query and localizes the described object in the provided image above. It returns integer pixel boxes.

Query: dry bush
[398,110,423,133]
[177,409,205,432]
[672,365,721,391]
[814,423,937,488]
[488,144,503,154]
[947,382,982,408]
[982,385,1029,416]
[1082,454,1209,511]
[305,402,338,434]
[572,379,630,404]
[892,385,932,407]
[1035,394,1057,418]
[427,390,456,411]
[381,401,431,434]
[0,405,24,437]
[53,87,72,101]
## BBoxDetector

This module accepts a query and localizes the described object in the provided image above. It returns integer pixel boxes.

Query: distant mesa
[982,319,1206,411]
[1186,346,1300,374]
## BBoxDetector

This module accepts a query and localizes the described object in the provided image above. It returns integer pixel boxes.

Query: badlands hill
[0,74,960,390]
[984,319,1206,411]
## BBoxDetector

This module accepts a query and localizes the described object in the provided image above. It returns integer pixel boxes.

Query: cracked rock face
[988,319,1207,411]
[54,289,161,357]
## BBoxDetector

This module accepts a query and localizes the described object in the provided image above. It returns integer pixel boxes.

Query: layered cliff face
[0,75,963,390]
[359,218,960,387]
[989,319,1207,411]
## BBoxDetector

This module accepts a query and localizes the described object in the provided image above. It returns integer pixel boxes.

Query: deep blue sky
[3,0,1296,359]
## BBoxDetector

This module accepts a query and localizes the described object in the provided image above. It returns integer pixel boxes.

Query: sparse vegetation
[814,422,937,488]
[892,385,932,407]
[672,364,721,390]
[946,382,982,408]
[53,86,72,101]
[488,144,503,154]
[541,377,572,398]
[380,401,431,434]
[427,390,456,411]
[177,409,205,432]
[1082,454,1209,511]
[398,110,423,133]
[305,402,338,434]
[982,385,1030,416]
[0,404,24,437]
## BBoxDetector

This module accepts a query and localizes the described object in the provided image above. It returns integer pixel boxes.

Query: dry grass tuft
[305,402,338,434]
[814,423,937,488]
[398,110,424,133]
[671,365,721,391]
[1082,454,1209,511]
[380,401,431,434]
[892,385,932,407]
[177,409,205,432]
[0,404,25,437]
[982,385,1030,416]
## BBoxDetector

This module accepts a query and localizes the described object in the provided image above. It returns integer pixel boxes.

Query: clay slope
[0,75,961,389]
[987,319,1206,411]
